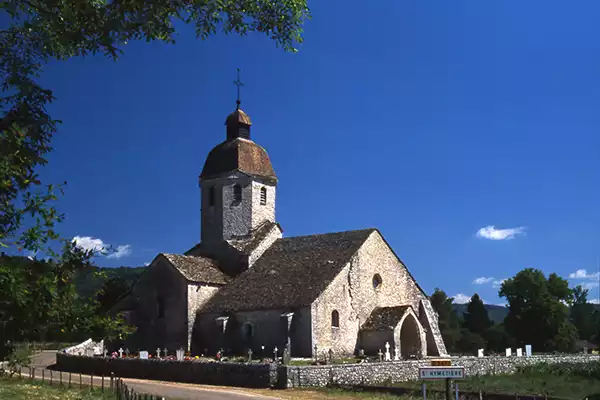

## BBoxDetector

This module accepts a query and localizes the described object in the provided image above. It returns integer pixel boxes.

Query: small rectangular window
[260,187,267,205]
[233,184,242,202]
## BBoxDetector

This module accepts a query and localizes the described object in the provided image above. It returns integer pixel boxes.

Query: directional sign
[419,366,465,380]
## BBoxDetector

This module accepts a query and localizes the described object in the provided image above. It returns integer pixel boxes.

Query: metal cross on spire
[233,68,244,109]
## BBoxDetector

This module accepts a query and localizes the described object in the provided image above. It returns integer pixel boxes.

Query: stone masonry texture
[56,353,600,389]
[310,230,445,357]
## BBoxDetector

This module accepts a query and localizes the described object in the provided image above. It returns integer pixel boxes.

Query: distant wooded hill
[452,303,508,324]
[74,265,146,299]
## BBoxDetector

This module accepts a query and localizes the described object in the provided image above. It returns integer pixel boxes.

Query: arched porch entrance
[394,308,427,359]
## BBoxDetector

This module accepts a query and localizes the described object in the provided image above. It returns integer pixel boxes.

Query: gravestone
[393,347,400,361]
[358,349,365,357]
[505,348,512,357]
[378,349,383,362]
[525,345,532,357]
[516,348,523,357]
[125,348,130,358]
[118,348,124,358]
[384,342,391,361]
[139,351,149,360]
[327,348,334,364]
[477,349,484,358]
[163,348,168,358]
[156,348,161,359]
[176,349,184,361]
[247,348,253,363]
[102,348,108,358]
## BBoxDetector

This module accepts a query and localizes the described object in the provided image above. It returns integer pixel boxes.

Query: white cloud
[106,244,132,259]
[476,225,525,241]
[452,294,472,304]
[568,269,600,280]
[492,279,506,288]
[143,262,151,267]
[72,236,107,254]
[473,277,494,285]
[589,298,600,305]
[72,236,132,259]
[582,282,600,291]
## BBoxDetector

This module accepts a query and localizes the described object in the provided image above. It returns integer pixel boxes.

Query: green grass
[394,373,600,399]
[0,378,117,400]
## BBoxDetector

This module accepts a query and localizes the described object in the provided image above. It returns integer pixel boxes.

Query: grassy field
[0,378,117,400]
[395,374,600,398]
[393,362,600,399]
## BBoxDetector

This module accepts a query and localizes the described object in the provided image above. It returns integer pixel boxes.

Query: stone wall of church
[311,231,442,357]
[122,260,189,352]
[247,224,282,267]
[187,283,221,351]
[250,180,276,230]
[191,307,312,357]
[201,173,277,244]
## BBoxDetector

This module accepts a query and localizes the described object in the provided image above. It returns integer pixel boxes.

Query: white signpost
[139,351,149,360]
[419,367,465,380]
[420,365,464,400]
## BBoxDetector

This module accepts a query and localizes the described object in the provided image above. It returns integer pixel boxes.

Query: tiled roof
[361,306,413,331]
[200,138,276,183]
[227,221,281,254]
[199,229,376,313]
[162,254,230,285]
[225,109,252,125]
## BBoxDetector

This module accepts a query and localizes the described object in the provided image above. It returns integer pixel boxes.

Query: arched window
[373,274,382,290]
[260,187,267,205]
[233,184,242,202]
[242,323,254,342]
[331,310,340,328]
[208,186,215,206]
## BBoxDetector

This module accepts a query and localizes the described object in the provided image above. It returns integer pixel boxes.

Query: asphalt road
[24,351,277,400]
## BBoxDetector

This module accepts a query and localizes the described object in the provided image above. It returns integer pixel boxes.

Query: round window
[373,274,383,289]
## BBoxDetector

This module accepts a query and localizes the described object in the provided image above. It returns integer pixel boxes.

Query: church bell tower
[199,71,277,245]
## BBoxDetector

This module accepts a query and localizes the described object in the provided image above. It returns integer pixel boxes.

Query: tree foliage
[430,288,462,352]
[0,0,309,252]
[0,241,134,359]
[463,293,493,336]
[570,285,598,342]
[499,268,577,353]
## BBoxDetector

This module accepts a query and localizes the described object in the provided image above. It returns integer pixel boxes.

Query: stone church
[115,101,447,359]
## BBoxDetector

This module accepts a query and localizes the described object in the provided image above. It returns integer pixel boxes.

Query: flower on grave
[195,356,199,359]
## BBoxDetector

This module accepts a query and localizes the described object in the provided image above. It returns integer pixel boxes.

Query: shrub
[517,361,600,379]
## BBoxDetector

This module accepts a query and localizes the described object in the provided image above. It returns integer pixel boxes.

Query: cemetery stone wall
[282,354,600,388]
[56,353,600,389]
[56,353,277,388]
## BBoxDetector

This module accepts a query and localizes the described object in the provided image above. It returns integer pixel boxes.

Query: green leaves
[1,0,309,254]
[0,247,135,353]
[499,268,577,353]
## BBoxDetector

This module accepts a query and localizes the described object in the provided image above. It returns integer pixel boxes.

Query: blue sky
[32,1,600,304]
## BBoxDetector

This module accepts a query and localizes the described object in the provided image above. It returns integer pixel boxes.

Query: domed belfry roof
[225,109,252,126]
[200,108,277,184]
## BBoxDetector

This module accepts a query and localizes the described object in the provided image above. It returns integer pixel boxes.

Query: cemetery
[55,338,600,390]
